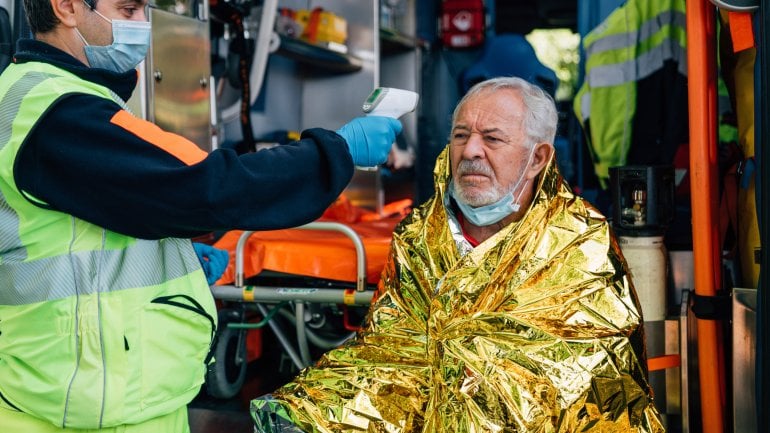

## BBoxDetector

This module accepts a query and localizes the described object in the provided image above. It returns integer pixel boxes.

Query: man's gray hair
[451,77,558,148]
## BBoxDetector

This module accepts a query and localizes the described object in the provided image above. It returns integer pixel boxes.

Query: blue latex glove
[192,243,230,285]
[336,116,403,167]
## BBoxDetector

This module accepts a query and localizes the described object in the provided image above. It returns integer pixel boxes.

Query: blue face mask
[450,180,528,226]
[77,8,151,73]
[450,146,535,227]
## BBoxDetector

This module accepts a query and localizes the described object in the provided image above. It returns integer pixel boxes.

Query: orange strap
[304,8,323,43]
[648,354,681,372]
[728,11,755,52]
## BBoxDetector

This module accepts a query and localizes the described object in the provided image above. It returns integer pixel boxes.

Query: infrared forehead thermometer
[362,87,419,118]
[357,88,419,171]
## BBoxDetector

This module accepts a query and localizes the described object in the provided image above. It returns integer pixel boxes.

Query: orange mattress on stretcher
[213,198,410,286]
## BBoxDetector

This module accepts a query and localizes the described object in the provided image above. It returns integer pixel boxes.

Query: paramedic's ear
[525,142,554,181]
[50,0,80,27]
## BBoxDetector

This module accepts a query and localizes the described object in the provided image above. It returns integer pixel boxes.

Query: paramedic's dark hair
[23,0,98,34]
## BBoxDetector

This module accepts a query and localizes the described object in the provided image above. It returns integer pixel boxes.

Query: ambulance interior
[0,0,767,432]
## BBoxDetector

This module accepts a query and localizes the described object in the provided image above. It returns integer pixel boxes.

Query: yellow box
[297,8,347,45]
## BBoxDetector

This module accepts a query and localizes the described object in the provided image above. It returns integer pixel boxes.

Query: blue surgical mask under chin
[450,147,535,227]
[77,9,151,73]
[450,180,527,227]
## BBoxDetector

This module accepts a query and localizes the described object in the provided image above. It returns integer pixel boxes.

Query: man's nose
[462,132,486,159]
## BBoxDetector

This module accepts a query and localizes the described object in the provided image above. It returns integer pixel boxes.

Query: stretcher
[204,198,408,399]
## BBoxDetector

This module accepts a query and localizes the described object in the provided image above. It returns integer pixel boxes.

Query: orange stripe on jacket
[110,110,208,166]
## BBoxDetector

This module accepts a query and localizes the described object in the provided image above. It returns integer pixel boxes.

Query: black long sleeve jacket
[12,39,354,240]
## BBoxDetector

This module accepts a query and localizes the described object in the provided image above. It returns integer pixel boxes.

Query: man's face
[77,0,149,46]
[449,88,532,207]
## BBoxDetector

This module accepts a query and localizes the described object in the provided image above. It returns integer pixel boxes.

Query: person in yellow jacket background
[574,0,688,189]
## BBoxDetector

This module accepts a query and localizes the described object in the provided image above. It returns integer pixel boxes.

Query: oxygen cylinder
[618,235,668,321]
[609,165,675,320]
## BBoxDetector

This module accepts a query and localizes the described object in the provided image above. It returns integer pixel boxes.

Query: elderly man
[252,77,664,433]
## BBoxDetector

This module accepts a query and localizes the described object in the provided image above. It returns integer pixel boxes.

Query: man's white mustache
[457,159,493,177]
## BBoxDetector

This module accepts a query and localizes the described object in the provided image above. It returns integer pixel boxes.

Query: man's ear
[527,142,554,179]
[51,0,80,27]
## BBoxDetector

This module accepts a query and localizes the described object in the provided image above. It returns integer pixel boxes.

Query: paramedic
[252,77,665,433]
[0,0,401,431]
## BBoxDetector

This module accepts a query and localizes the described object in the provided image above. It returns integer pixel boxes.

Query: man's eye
[452,133,468,140]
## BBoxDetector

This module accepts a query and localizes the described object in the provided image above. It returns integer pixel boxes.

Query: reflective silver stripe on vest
[0,70,198,305]
[579,91,591,123]
[0,71,57,151]
[0,72,59,264]
[584,10,686,57]
[0,237,199,305]
[0,189,27,263]
[587,41,687,88]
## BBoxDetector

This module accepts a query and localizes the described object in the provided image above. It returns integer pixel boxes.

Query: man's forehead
[455,104,521,130]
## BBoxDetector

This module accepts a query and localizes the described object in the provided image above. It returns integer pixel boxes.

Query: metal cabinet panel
[733,287,757,433]
[147,9,212,152]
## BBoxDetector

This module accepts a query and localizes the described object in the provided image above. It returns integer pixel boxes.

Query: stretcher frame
[209,222,378,374]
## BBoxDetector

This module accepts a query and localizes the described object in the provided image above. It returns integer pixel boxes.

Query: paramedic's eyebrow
[117,0,147,8]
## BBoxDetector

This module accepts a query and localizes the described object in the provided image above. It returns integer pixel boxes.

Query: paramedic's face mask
[449,89,536,223]
[76,0,152,73]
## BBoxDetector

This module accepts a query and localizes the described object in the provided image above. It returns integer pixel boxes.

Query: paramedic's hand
[193,243,230,285]
[336,116,403,167]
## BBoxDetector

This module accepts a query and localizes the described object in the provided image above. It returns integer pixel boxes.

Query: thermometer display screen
[362,88,387,112]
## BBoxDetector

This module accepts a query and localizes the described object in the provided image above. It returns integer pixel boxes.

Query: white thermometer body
[362,87,419,118]
[358,88,419,170]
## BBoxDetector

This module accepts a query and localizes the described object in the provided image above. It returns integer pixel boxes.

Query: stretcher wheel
[206,309,247,399]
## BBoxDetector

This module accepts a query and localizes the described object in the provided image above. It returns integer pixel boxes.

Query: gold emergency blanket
[252,148,665,432]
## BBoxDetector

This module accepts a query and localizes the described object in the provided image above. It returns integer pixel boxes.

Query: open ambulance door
[689,1,768,433]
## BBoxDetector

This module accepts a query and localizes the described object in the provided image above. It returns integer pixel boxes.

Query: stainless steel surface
[680,290,704,433]
[645,320,666,419]
[679,291,690,433]
[664,318,681,417]
[147,9,212,151]
[344,168,383,213]
[669,250,694,306]
[733,287,757,433]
